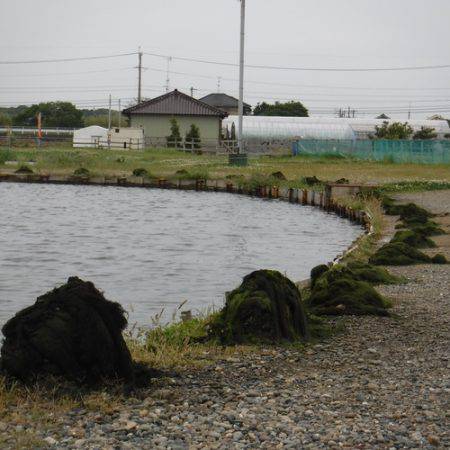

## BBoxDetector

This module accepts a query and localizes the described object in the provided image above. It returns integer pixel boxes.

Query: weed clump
[302,176,322,186]
[132,168,149,177]
[210,270,309,344]
[382,198,433,224]
[308,266,391,317]
[73,167,90,177]
[15,165,33,174]
[271,171,287,180]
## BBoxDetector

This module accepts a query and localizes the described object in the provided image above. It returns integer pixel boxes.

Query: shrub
[185,124,201,150]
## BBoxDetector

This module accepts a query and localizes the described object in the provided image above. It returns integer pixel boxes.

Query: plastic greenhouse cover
[223,116,450,140]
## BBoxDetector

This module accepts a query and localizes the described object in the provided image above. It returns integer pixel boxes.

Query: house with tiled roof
[122,89,228,146]
[200,93,251,116]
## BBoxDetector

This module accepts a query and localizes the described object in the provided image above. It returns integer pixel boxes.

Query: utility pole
[408,102,411,120]
[217,76,222,93]
[238,0,246,155]
[137,48,143,104]
[190,87,198,97]
[108,95,112,130]
[165,56,172,93]
[118,99,121,128]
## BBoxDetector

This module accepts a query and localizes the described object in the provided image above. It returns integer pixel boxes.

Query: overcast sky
[1,0,450,118]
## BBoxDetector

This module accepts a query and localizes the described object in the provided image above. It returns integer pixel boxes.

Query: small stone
[44,437,58,446]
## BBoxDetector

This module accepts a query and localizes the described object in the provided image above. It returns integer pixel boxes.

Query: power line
[0,67,135,78]
[144,51,450,72]
[0,52,138,65]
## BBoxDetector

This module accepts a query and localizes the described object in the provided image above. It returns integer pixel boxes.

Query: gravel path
[4,192,450,449]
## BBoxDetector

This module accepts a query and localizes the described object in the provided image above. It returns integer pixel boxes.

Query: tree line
[0,102,127,128]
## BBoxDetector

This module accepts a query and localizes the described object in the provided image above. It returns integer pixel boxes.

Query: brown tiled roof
[123,90,228,118]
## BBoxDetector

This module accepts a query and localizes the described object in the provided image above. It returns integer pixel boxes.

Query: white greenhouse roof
[223,116,450,140]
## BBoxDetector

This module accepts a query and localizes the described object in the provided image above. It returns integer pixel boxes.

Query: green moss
[382,198,433,225]
[369,242,432,266]
[308,266,391,317]
[391,230,436,248]
[407,222,445,237]
[346,261,400,284]
[431,254,448,264]
[210,270,309,344]
[15,165,33,174]
[310,265,329,289]
[73,167,90,177]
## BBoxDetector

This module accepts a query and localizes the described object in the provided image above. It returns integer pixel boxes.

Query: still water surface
[0,183,362,326]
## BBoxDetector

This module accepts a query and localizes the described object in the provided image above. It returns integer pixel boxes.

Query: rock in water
[0,277,134,383]
[211,270,309,344]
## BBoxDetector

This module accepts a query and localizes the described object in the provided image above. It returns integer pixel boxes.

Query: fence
[292,139,450,164]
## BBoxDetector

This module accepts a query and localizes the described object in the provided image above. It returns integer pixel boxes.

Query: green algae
[210,270,309,345]
[391,230,436,248]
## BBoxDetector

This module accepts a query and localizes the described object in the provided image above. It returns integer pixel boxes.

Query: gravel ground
[3,192,450,449]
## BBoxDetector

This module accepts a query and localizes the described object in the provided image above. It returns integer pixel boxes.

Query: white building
[107,127,145,150]
[73,126,108,148]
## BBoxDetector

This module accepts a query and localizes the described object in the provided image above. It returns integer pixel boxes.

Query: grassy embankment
[1,145,450,445]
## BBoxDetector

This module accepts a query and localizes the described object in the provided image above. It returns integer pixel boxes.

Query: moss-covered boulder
[310,264,330,289]
[132,167,148,177]
[346,261,400,284]
[0,277,134,383]
[308,266,391,316]
[431,254,449,264]
[211,270,309,344]
[73,167,90,177]
[369,242,432,266]
[15,165,33,174]
[382,198,433,224]
[391,230,436,248]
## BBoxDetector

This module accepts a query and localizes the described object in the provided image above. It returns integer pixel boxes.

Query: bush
[210,270,309,344]
[185,124,201,150]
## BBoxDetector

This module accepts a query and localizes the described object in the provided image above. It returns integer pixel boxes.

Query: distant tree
[185,124,201,149]
[374,121,413,140]
[253,101,309,117]
[413,126,437,140]
[0,113,12,126]
[166,118,182,148]
[13,102,84,128]
[84,114,128,128]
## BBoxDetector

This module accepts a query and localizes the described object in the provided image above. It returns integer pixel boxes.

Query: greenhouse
[223,116,450,140]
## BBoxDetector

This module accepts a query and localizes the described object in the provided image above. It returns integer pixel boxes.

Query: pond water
[0,183,362,327]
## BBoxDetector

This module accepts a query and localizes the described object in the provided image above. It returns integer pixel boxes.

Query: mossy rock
[391,230,436,248]
[382,198,433,225]
[308,267,391,316]
[369,242,432,266]
[335,178,349,184]
[431,254,448,264]
[408,222,445,237]
[271,171,287,180]
[15,165,33,174]
[132,168,149,177]
[211,270,309,344]
[346,261,400,284]
[73,167,90,177]
[310,265,330,289]
[302,176,322,186]
[0,277,134,383]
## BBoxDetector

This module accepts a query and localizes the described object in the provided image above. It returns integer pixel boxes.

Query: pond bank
[22,191,447,449]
